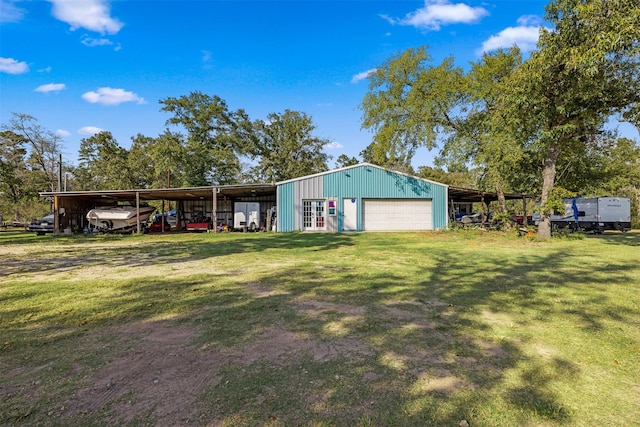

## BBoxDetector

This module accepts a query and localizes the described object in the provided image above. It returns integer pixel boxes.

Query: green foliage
[505,0,640,238]
[360,46,526,205]
[76,131,134,190]
[160,92,250,185]
[360,47,464,167]
[335,154,359,168]
[415,165,476,187]
[540,186,575,216]
[0,116,64,221]
[2,113,63,193]
[249,110,330,182]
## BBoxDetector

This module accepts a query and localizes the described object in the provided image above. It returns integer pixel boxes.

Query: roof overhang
[448,186,532,203]
[40,184,276,203]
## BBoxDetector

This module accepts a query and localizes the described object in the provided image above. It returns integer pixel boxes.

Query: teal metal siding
[277,183,296,232]
[322,165,448,231]
[431,184,448,229]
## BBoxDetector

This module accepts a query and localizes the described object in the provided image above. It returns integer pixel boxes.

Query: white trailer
[234,202,261,231]
[550,197,631,233]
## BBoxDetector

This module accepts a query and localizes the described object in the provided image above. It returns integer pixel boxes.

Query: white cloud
[78,126,105,135]
[351,69,376,84]
[81,87,145,105]
[0,57,29,74]
[394,0,489,31]
[49,0,124,34]
[38,66,52,73]
[517,15,544,27]
[81,36,113,47]
[325,141,344,150]
[56,129,71,137]
[479,24,544,54]
[0,0,26,23]
[35,83,66,93]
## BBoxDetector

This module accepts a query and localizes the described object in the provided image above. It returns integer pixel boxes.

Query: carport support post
[212,187,217,232]
[136,192,141,234]
[522,196,528,226]
[53,196,59,234]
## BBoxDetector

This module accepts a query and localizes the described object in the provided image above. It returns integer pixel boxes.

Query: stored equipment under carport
[234,202,260,231]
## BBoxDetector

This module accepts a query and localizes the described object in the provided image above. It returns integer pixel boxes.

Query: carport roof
[40,183,276,202]
[40,180,530,204]
[449,186,532,203]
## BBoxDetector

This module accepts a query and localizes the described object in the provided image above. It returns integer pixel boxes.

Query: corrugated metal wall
[277,164,448,232]
[277,182,295,232]
[323,165,448,231]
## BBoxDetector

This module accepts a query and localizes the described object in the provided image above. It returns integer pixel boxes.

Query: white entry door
[343,198,357,231]
[302,200,326,231]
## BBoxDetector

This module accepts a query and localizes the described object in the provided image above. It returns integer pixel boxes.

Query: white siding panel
[363,199,432,231]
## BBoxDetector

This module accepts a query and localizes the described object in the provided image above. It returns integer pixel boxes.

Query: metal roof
[40,183,276,202]
[39,173,530,205]
[448,186,532,203]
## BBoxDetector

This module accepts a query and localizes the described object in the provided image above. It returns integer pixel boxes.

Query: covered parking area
[448,186,533,225]
[40,184,276,234]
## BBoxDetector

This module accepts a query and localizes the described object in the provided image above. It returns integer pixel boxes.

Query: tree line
[2,0,639,236]
[0,95,332,222]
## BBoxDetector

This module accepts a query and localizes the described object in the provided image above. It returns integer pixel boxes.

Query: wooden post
[54,196,59,235]
[523,196,528,226]
[136,192,141,234]
[161,200,166,233]
[212,187,217,232]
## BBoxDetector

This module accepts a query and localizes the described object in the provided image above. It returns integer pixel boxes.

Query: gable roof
[276,162,448,188]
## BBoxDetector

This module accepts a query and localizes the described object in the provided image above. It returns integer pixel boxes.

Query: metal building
[276,163,449,232]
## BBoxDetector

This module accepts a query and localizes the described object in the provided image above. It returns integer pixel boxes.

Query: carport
[448,186,533,224]
[40,184,276,234]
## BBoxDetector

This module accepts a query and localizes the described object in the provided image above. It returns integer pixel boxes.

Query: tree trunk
[537,142,560,239]
[496,185,507,213]
[634,187,640,227]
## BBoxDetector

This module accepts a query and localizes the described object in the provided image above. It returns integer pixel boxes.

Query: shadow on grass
[591,230,640,246]
[1,232,355,276]
[1,233,638,426]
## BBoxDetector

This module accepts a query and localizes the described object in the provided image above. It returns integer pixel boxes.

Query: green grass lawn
[1,229,638,426]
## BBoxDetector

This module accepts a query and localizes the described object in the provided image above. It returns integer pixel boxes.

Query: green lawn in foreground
[0,229,638,426]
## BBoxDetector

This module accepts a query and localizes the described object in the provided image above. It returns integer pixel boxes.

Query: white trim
[276,163,449,188]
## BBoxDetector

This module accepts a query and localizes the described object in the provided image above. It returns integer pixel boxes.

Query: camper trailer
[550,197,631,233]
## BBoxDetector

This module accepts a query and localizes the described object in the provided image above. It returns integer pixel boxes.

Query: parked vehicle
[28,214,55,235]
[550,197,631,233]
[86,204,156,233]
[152,209,177,227]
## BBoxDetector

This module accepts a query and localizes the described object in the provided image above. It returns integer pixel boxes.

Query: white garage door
[363,199,433,231]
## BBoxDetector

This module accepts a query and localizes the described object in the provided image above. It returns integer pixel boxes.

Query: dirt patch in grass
[62,320,214,424]
[61,314,374,425]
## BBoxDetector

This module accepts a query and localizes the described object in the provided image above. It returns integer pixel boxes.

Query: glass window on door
[303,200,325,231]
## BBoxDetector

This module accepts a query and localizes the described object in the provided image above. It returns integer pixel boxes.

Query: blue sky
[4,0,632,170]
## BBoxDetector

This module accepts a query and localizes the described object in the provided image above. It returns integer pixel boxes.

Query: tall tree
[335,154,360,168]
[160,92,251,186]
[249,110,330,182]
[129,131,188,189]
[0,130,50,221]
[360,47,464,167]
[505,0,640,238]
[359,47,523,209]
[0,130,28,205]
[76,131,133,190]
[4,113,63,192]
